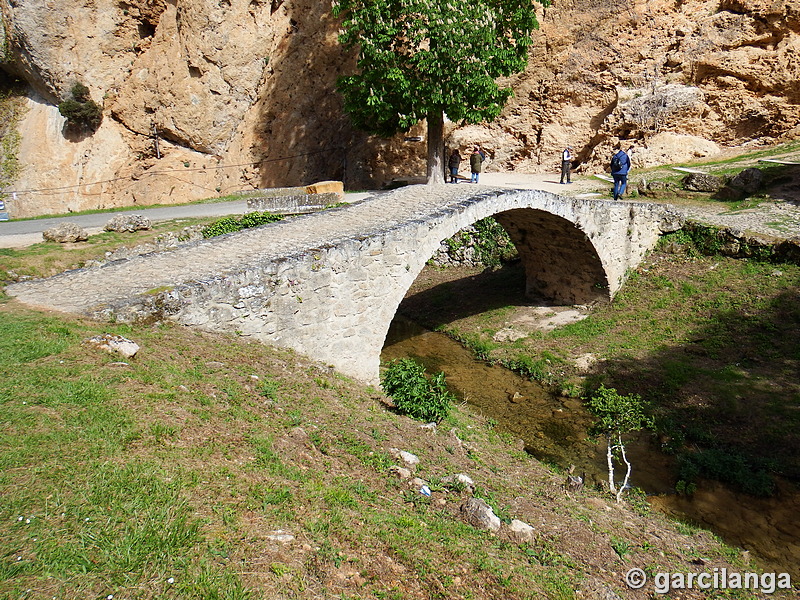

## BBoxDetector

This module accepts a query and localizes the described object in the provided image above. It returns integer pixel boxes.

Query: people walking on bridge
[560,146,573,184]
[610,145,632,200]
[470,146,486,183]
[448,148,462,183]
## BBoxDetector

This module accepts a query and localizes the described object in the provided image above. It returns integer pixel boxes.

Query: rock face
[1,0,798,217]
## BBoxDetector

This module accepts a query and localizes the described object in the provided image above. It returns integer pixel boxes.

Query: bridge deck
[7,185,509,314]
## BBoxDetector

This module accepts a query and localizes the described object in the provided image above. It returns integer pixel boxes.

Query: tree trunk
[616,433,632,503]
[426,109,445,185]
[606,435,616,493]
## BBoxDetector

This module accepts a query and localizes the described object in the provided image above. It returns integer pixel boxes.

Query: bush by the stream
[381,358,454,423]
[201,211,283,238]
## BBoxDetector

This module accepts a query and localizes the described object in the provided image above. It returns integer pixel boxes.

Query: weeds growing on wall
[443,217,517,267]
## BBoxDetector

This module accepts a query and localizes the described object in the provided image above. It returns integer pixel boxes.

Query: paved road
[0,175,579,248]
[2,172,798,247]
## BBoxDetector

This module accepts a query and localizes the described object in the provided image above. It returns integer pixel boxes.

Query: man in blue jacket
[610,145,632,200]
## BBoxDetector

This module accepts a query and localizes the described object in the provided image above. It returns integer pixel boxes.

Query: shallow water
[381,316,800,578]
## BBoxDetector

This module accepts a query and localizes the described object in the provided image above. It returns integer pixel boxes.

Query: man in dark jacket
[470,146,485,183]
[448,148,462,183]
[610,145,632,200]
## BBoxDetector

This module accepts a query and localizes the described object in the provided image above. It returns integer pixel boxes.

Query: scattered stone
[577,578,624,600]
[42,223,88,243]
[390,448,420,467]
[508,519,535,543]
[442,473,475,490]
[85,333,139,358]
[266,530,295,543]
[104,214,152,233]
[205,361,225,369]
[508,391,524,403]
[573,353,597,372]
[460,497,501,532]
[409,477,427,489]
[390,466,412,479]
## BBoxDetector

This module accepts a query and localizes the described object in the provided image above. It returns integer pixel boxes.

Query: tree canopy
[332,0,546,183]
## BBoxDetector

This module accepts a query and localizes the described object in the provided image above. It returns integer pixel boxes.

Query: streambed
[381,316,800,578]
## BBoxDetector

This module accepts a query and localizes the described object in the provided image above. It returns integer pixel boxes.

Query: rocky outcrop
[1,0,798,217]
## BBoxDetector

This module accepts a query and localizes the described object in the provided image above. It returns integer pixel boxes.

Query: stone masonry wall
[6,185,681,383]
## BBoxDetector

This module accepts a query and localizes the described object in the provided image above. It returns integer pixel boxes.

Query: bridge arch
[6,185,681,384]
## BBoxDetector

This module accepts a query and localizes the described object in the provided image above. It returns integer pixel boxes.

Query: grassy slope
[0,288,779,599]
[1,156,798,598]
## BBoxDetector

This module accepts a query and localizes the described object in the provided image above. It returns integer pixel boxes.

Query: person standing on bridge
[470,146,486,183]
[560,146,573,184]
[448,148,462,183]
[610,145,632,200]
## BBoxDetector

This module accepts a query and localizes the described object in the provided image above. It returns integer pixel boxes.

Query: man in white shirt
[560,146,573,184]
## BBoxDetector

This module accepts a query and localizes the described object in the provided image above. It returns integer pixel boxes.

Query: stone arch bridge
[7,185,682,383]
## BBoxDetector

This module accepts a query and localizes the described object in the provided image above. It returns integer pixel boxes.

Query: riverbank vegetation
[401,225,800,502]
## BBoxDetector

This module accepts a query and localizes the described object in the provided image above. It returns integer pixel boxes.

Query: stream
[381,315,800,578]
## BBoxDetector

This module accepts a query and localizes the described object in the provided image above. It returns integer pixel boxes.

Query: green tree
[332,0,546,184]
[58,82,102,132]
[585,385,654,502]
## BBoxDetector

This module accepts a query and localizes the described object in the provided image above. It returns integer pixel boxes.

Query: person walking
[448,148,462,184]
[470,146,486,183]
[560,146,573,184]
[610,145,632,200]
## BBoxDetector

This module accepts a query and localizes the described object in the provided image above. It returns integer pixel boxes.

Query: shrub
[201,212,283,238]
[58,82,102,131]
[381,358,454,422]
[239,211,284,229]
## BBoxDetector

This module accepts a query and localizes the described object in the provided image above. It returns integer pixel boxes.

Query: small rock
[442,473,475,488]
[409,477,427,489]
[266,530,295,543]
[390,466,412,479]
[682,173,724,192]
[508,519,535,543]
[461,497,501,532]
[86,334,139,358]
[390,448,420,467]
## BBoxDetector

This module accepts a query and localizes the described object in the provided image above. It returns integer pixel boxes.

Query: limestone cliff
[0,0,798,217]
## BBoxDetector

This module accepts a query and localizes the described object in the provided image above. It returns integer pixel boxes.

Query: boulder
[728,167,764,194]
[104,214,152,233]
[682,173,725,192]
[42,223,89,243]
